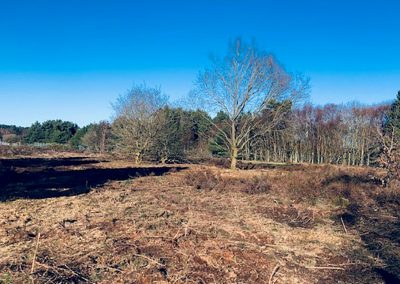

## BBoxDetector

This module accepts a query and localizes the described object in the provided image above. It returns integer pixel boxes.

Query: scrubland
[0,150,399,283]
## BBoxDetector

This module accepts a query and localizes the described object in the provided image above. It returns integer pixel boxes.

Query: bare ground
[0,152,399,283]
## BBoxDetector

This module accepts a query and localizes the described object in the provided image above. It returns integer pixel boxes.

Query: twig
[306,266,345,271]
[172,275,187,284]
[340,217,348,234]
[226,239,277,249]
[63,264,90,282]
[173,228,181,240]
[132,253,165,267]
[35,262,90,282]
[30,232,41,283]
[269,264,280,284]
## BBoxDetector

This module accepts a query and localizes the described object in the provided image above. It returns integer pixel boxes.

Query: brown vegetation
[0,153,399,283]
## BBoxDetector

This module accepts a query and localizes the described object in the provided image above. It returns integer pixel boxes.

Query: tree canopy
[385,90,400,139]
[24,120,78,144]
[194,38,309,169]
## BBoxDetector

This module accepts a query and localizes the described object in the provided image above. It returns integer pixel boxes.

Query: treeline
[0,107,212,161]
[0,124,27,144]
[106,83,398,181]
[24,120,78,144]
[1,92,398,170]
[240,103,390,166]
[1,39,398,175]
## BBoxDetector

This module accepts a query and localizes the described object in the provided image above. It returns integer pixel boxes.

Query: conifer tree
[385,90,400,139]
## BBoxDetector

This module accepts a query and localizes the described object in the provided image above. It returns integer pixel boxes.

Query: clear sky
[0,0,399,127]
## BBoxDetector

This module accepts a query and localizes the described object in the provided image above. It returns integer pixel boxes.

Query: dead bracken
[0,153,399,283]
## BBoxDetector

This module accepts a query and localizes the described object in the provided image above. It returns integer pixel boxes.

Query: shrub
[242,176,272,194]
[185,168,222,190]
[185,169,272,194]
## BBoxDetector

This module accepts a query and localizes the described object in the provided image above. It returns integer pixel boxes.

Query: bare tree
[195,39,308,169]
[112,84,167,163]
[377,125,400,185]
[82,121,111,154]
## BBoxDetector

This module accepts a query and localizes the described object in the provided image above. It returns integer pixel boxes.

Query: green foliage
[209,131,229,157]
[209,111,230,157]
[261,99,293,129]
[385,90,400,139]
[151,107,185,162]
[69,125,92,149]
[213,111,229,123]
[70,122,112,152]
[24,120,78,144]
[186,109,212,149]
[82,121,112,152]
[149,107,212,162]
[208,100,294,159]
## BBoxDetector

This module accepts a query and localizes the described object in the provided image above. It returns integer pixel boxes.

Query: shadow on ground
[323,173,400,284]
[0,157,187,201]
[322,174,383,186]
[0,157,102,168]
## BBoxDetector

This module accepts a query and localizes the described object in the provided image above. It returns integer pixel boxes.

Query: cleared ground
[0,152,399,283]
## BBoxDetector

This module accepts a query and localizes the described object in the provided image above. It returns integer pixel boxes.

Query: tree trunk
[134,152,142,164]
[230,120,238,170]
[230,147,238,170]
[100,130,106,154]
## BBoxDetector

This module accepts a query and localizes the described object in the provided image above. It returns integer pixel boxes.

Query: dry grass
[0,154,399,283]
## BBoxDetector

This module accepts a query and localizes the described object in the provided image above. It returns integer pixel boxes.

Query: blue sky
[0,0,399,127]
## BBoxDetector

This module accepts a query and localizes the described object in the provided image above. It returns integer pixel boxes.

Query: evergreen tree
[148,108,212,162]
[385,90,400,139]
[70,125,92,149]
[24,120,78,144]
[186,109,212,151]
[24,122,45,143]
[151,107,185,162]
[209,111,230,157]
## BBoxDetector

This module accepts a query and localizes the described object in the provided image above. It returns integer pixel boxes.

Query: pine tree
[151,107,185,163]
[385,90,400,139]
[24,120,78,144]
[379,90,400,185]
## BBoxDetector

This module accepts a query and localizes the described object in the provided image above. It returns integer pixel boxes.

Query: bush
[242,176,272,194]
[185,168,222,190]
[185,168,271,194]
